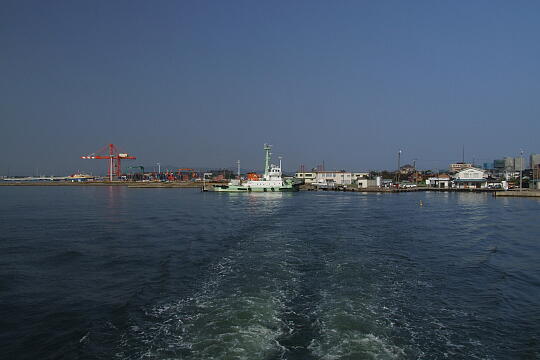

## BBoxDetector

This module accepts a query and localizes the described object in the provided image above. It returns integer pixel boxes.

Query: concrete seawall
[301,184,497,193]
[494,190,540,198]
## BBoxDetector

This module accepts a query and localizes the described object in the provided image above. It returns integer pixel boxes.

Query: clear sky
[1,0,539,175]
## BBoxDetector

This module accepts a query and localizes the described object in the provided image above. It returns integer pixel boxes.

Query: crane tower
[81,144,136,181]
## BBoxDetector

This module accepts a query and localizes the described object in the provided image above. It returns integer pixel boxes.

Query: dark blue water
[1,187,539,359]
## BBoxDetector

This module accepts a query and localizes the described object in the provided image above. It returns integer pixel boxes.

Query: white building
[294,172,316,184]
[295,171,368,186]
[453,167,488,189]
[357,178,379,188]
[425,174,451,188]
[314,171,368,185]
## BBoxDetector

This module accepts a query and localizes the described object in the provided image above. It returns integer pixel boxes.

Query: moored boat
[210,145,298,192]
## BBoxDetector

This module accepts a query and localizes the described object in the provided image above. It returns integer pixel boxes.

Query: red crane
[81,144,136,181]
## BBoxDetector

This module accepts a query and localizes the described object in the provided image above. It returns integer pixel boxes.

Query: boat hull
[210,184,298,192]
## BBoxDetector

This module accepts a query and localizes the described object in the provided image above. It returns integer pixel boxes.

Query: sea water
[1,187,539,359]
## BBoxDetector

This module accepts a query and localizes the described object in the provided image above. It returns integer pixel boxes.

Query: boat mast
[264,144,272,179]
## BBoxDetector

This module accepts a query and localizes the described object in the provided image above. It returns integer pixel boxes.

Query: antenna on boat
[263,144,272,179]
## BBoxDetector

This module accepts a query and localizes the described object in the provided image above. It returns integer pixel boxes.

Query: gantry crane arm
[81,144,136,180]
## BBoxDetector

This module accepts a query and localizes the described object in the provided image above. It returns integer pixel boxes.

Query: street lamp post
[520,150,524,191]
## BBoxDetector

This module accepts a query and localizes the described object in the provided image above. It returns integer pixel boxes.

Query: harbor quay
[0,181,204,188]
[3,180,540,198]
[494,190,540,197]
[2,144,539,194]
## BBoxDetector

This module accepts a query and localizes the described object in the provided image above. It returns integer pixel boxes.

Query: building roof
[437,174,451,179]
[454,178,487,182]
[313,170,367,173]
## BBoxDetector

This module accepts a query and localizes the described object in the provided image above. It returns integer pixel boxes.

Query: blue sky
[1,0,539,175]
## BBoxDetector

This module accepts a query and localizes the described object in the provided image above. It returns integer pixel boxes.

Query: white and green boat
[210,145,299,192]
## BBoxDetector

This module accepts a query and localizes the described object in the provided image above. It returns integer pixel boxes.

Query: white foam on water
[304,256,411,360]
[309,332,405,360]
[115,228,300,359]
[116,286,288,359]
[307,286,407,360]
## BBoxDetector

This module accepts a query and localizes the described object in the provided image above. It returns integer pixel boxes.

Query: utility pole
[396,150,402,185]
[412,159,417,184]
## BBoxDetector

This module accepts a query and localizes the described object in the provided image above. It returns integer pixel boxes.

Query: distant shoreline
[0,181,202,188]
[2,181,539,197]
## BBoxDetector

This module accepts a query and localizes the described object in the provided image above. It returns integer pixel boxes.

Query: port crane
[81,144,136,181]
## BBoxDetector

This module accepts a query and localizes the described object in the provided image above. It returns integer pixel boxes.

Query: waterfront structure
[313,171,368,186]
[426,174,451,188]
[295,171,368,186]
[210,145,298,192]
[294,172,316,184]
[2,174,96,182]
[449,162,472,173]
[486,179,504,189]
[67,173,95,182]
[357,178,378,189]
[452,167,488,189]
[81,143,136,181]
